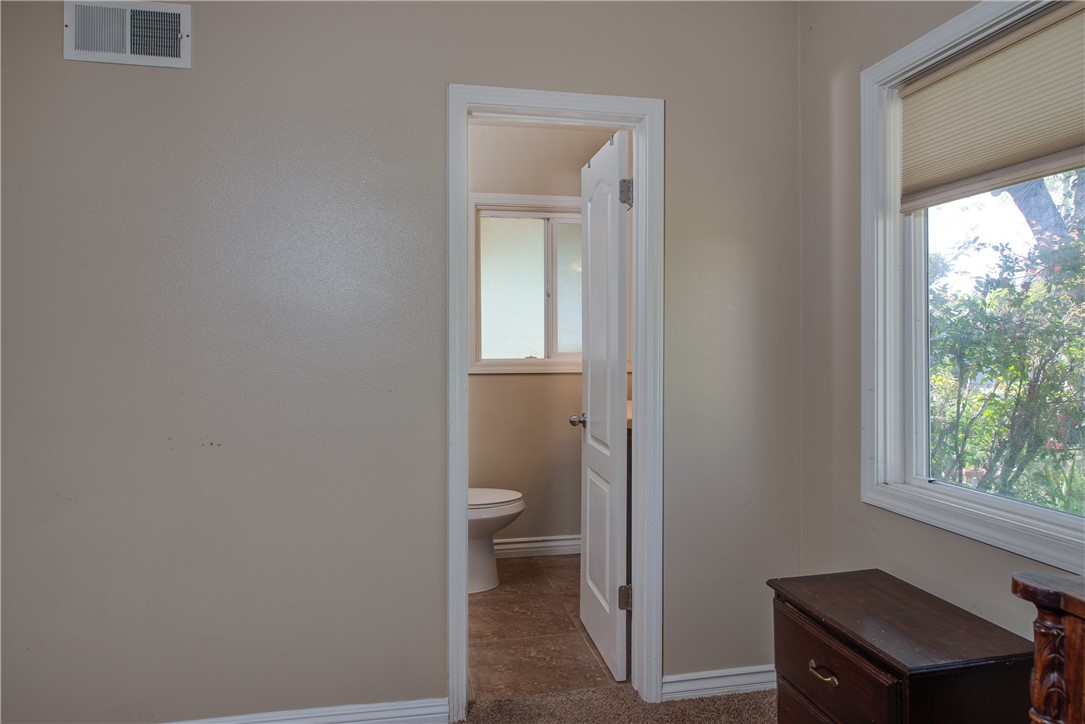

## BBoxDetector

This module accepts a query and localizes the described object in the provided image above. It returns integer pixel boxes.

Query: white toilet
[467,488,525,593]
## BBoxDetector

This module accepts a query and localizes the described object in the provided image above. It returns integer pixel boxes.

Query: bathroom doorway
[447,85,665,722]
[465,121,621,701]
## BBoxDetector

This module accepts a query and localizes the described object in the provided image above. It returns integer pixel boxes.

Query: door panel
[584,467,611,606]
[579,131,629,681]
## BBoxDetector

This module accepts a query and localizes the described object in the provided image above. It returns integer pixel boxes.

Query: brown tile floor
[468,555,618,701]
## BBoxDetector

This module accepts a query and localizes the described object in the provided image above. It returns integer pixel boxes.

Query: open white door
[577,131,629,681]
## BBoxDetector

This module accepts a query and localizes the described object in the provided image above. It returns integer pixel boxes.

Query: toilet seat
[469,488,523,509]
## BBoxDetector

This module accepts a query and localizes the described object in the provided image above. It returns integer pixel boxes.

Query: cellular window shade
[900,7,1085,212]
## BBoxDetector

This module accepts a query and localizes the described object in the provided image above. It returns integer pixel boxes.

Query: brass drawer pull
[808,659,840,687]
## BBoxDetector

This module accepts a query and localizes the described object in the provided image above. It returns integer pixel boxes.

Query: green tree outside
[928,168,1085,516]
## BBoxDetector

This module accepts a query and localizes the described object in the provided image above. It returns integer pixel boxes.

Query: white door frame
[447,83,664,722]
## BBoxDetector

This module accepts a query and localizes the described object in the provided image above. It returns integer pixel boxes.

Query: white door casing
[579,131,629,681]
[447,84,664,723]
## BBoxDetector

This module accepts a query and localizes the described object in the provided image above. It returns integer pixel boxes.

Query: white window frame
[469,193,583,373]
[860,0,1084,574]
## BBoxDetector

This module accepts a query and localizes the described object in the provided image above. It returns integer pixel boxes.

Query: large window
[469,194,582,373]
[861,2,1085,571]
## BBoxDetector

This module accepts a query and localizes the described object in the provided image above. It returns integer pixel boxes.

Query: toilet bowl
[468,488,525,593]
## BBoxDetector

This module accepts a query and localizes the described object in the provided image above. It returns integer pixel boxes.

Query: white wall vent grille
[64,2,190,68]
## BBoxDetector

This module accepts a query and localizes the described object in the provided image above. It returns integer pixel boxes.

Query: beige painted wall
[797,0,1065,640]
[2,2,802,721]
[467,124,611,540]
[2,4,452,722]
[659,3,802,675]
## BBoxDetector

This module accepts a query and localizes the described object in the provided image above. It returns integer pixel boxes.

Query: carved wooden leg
[1013,570,1085,724]
[1030,607,1067,724]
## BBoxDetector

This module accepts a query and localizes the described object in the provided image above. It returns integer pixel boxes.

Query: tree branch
[997,178,1068,242]
[1071,168,1085,231]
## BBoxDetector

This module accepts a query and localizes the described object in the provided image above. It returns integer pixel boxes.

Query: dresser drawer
[774,600,900,723]
[777,678,833,724]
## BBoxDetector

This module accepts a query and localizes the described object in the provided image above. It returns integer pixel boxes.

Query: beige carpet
[463,685,777,723]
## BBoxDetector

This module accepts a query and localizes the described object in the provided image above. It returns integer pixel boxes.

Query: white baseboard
[493,534,580,558]
[168,699,449,724]
[661,664,777,701]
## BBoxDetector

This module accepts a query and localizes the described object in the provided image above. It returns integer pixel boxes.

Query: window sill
[469,360,582,374]
[862,479,1085,574]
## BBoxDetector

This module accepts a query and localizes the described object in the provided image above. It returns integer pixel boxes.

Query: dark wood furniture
[768,569,1033,723]
[1012,570,1085,724]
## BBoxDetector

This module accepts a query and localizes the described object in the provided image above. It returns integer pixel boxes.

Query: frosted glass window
[479,217,545,360]
[471,202,583,373]
[554,222,583,354]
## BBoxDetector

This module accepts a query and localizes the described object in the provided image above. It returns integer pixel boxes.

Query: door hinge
[618,584,632,611]
[619,178,633,209]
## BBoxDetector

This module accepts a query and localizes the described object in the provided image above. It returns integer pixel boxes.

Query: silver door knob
[569,414,586,427]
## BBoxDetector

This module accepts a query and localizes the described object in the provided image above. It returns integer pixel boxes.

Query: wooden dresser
[1012,570,1085,724]
[767,569,1033,723]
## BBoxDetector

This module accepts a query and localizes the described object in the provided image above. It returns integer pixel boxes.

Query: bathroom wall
[468,123,613,541]
[470,123,616,199]
[3,2,804,721]
[797,0,1063,639]
[469,374,583,539]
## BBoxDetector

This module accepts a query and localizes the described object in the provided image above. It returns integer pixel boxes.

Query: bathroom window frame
[469,193,583,374]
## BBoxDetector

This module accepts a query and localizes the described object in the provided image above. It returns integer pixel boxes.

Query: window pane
[479,217,545,360]
[554,222,583,354]
[927,168,1085,516]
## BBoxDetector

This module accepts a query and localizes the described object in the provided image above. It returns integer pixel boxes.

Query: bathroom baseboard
[493,534,581,558]
[168,698,449,724]
[661,664,777,701]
